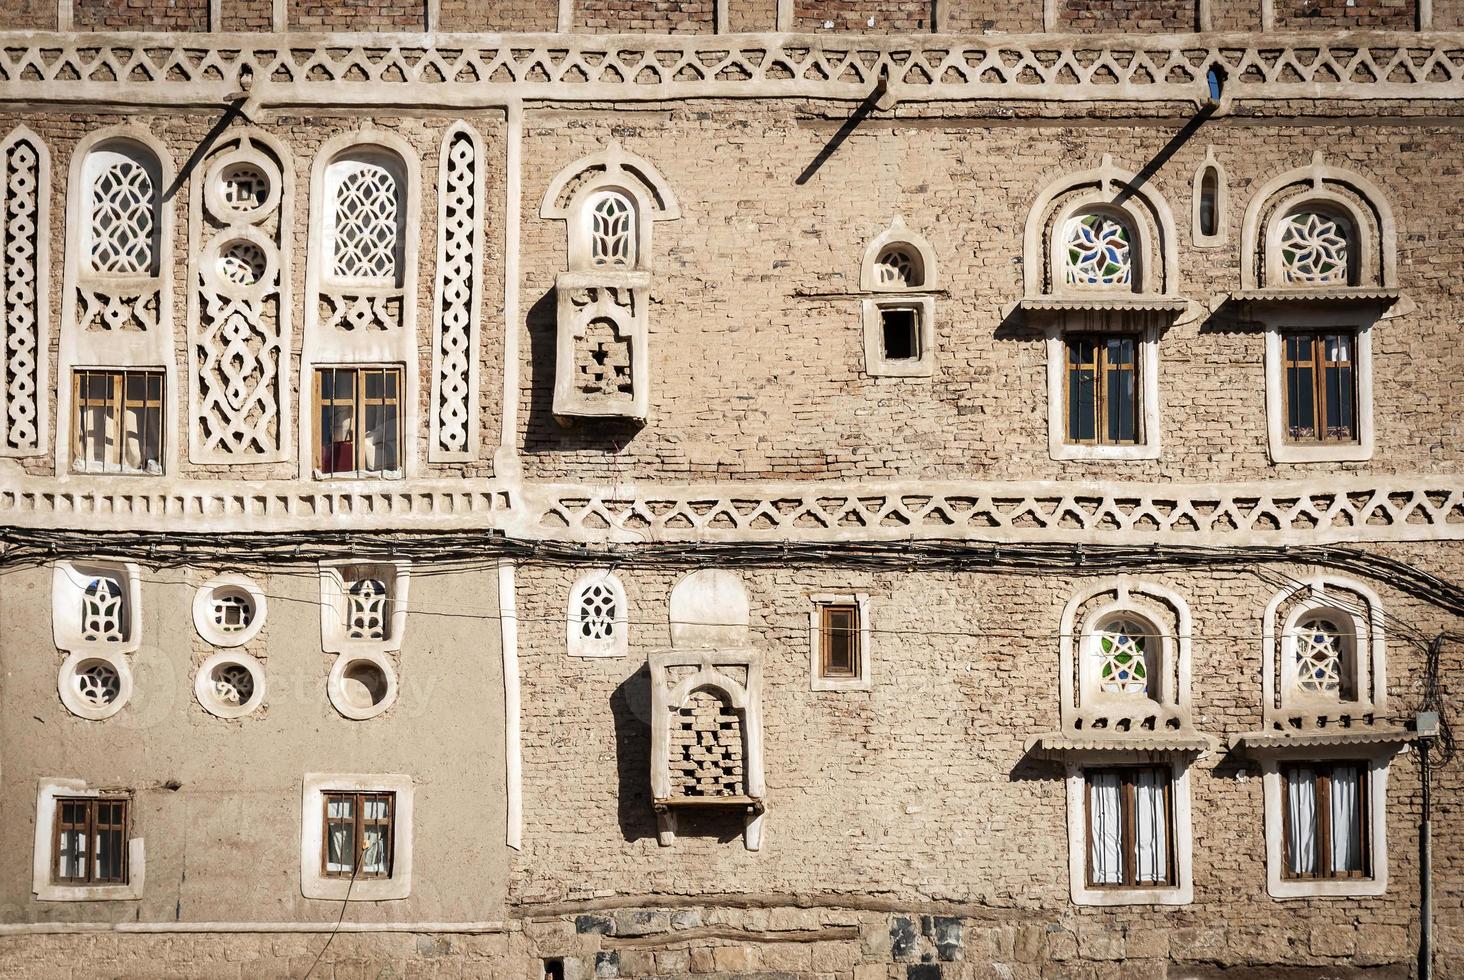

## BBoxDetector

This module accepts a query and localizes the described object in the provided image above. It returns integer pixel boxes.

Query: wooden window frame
[51,796,129,885]
[1063,333,1141,447]
[818,603,861,680]
[71,369,165,474]
[320,790,395,880]
[1280,761,1371,881]
[312,366,404,477]
[1083,766,1176,889]
[1281,329,1358,445]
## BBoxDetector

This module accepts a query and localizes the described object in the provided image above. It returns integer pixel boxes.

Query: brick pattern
[795,0,932,31]
[670,690,744,796]
[1274,0,1415,28]
[0,0,54,28]
[287,0,421,31]
[1057,0,1195,31]
[577,0,715,32]
[74,0,208,31]
[439,0,557,31]
[220,0,272,30]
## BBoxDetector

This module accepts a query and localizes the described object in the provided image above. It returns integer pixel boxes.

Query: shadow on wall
[523,285,648,456]
[611,665,752,846]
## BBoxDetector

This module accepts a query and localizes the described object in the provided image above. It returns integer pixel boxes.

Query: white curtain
[1134,769,1169,884]
[1329,765,1363,874]
[325,797,354,874]
[362,797,390,874]
[1285,767,1318,876]
[1088,772,1123,885]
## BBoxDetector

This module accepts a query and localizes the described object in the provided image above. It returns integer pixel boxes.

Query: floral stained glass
[1065,213,1132,287]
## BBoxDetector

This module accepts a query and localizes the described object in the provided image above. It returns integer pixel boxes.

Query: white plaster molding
[1260,574,1388,728]
[859,216,940,292]
[318,560,411,655]
[194,650,267,719]
[1190,146,1228,249]
[861,296,935,379]
[429,121,485,463]
[299,773,413,901]
[1023,156,1179,299]
[1261,306,1375,464]
[55,125,178,478]
[552,270,651,420]
[495,103,523,477]
[326,650,399,721]
[32,778,145,902]
[0,35,1461,107]
[186,129,294,465]
[669,568,751,649]
[1064,757,1193,906]
[0,126,50,458]
[540,142,680,269]
[1058,578,1194,735]
[1260,752,1390,898]
[808,592,872,693]
[1043,319,1162,462]
[498,558,522,850]
[191,572,267,648]
[52,560,142,656]
[1240,153,1397,291]
[57,651,133,721]
[301,129,422,480]
[566,569,629,658]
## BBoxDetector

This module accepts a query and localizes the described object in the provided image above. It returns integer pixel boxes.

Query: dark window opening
[819,604,860,679]
[543,959,566,980]
[1199,169,1219,237]
[1282,330,1357,443]
[880,307,920,361]
[1065,333,1140,446]
[52,797,130,885]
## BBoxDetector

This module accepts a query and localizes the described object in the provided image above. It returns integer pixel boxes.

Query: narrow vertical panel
[429,122,485,463]
[0,128,49,457]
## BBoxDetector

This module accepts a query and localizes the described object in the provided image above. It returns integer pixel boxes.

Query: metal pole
[1419,737,1433,980]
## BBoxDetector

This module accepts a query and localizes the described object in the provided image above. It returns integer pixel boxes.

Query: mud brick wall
[439,0,559,31]
[1273,0,1415,29]
[73,0,208,31]
[1056,0,1195,31]
[219,0,271,30]
[577,0,715,31]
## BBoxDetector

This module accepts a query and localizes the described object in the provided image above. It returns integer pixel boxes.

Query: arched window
[1286,610,1358,702]
[1064,211,1133,288]
[586,189,636,268]
[81,574,127,644]
[1090,616,1155,697]
[83,143,160,277]
[566,570,629,658]
[1278,208,1352,286]
[325,152,404,285]
[1197,169,1219,238]
[874,245,923,289]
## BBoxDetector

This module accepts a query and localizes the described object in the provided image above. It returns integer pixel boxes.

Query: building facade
[0,1,1462,977]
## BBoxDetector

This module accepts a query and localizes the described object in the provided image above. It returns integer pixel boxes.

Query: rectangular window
[1282,331,1357,443]
[1085,767,1174,888]
[1282,762,1369,880]
[819,603,860,679]
[52,797,129,884]
[71,369,164,474]
[314,366,403,477]
[879,307,920,361]
[1065,334,1139,445]
[322,791,395,879]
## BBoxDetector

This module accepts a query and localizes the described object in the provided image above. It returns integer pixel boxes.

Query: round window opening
[75,658,121,708]
[218,240,267,287]
[210,588,255,635]
[194,651,266,719]
[220,162,270,213]
[192,575,267,647]
[342,660,389,710]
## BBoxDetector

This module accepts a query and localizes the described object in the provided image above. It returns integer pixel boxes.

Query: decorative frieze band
[0,126,47,457]
[0,477,1460,543]
[429,122,485,462]
[0,32,1461,105]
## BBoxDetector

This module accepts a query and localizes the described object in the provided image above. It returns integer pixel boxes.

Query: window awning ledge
[1225,287,1400,307]
[1024,732,1214,759]
[1227,728,1418,754]
[1016,295,1192,315]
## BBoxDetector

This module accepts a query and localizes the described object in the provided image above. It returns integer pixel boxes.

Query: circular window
[327,651,398,721]
[192,574,267,647]
[194,652,266,719]
[58,651,132,720]
[221,162,270,212]
[217,240,268,286]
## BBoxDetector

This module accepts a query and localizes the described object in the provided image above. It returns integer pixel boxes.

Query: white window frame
[32,778,145,902]
[566,570,629,658]
[321,149,406,290]
[1260,750,1390,899]
[318,560,411,655]
[191,572,267,648]
[808,593,871,692]
[861,296,936,379]
[1078,605,1169,708]
[300,773,413,901]
[1044,320,1162,461]
[1262,310,1374,464]
[1064,756,1193,906]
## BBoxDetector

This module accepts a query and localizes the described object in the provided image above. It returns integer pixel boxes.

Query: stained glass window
[1065,213,1132,287]
[1093,618,1151,696]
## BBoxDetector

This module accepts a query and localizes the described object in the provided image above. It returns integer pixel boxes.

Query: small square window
[1281,330,1358,444]
[71,369,165,475]
[314,366,404,478]
[880,307,920,361]
[321,791,395,879]
[52,796,130,885]
[819,604,860,678]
